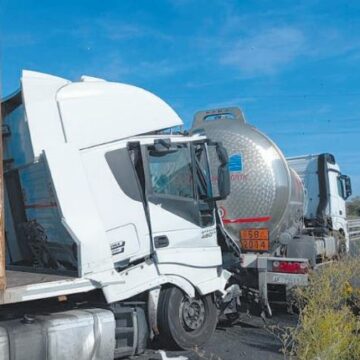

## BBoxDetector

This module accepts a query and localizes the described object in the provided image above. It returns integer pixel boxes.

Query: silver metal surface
[348,218,360,241]
[148,287,161,337]
[192,108,304,251]
[0,327,9,360]
[180,297,206,331]
[0,308,115,360]
[266,272,308,286]
[0,270,95,305]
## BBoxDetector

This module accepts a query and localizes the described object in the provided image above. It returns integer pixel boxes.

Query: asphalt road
[134,306,297,360]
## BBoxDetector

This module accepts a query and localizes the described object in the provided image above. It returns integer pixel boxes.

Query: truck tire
[157,286,217,350]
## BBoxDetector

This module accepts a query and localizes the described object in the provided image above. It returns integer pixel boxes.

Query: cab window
[337,176,344,198]
[148,145,194,199]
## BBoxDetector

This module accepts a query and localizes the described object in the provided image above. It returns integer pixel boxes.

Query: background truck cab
[288,153,352,253]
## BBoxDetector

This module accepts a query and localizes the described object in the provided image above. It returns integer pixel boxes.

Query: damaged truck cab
[0,71,233,358]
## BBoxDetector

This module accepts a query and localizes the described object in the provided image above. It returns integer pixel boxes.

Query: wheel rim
[179,297,206,331]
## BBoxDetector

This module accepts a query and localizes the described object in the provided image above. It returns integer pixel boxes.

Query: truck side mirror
[206,142,230,201]
[340,175,352,200]
[216,144,230,200]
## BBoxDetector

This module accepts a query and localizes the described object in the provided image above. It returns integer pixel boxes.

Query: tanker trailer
[191,107,312,317]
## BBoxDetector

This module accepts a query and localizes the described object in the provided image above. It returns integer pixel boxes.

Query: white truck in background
[191,107,352,318]
[0,71,237,359]
[287,154,352,254]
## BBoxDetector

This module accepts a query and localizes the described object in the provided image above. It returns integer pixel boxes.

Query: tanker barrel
[191,107,304,252]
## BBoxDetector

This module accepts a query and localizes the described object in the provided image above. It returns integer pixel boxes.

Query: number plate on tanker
[240,228,269,251]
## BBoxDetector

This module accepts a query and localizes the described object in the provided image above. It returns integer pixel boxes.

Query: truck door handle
[154,235,169,248]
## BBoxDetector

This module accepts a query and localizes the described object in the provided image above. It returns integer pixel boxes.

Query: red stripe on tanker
[222,216,272,224]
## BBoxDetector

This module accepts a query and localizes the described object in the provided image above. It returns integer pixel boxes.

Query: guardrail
[348,218,360,241]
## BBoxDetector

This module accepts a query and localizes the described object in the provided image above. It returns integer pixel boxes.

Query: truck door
[328,170,346,220]
[326,169,350,251]
[139,140,221,266]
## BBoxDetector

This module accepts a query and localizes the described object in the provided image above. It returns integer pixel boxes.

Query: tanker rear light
[272,260,308,274]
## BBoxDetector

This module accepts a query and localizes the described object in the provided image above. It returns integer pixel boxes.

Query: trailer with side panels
[191,107,351,317]
[0,71,239,359]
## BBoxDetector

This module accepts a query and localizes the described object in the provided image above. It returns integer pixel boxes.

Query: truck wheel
[338,242,347,257]
[157,287,217,350]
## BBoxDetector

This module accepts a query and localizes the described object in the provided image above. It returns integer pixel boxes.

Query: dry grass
[282,258,360,360]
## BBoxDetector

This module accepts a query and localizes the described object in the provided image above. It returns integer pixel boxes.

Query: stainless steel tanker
[191,107,349,317]
[191,107,304,253]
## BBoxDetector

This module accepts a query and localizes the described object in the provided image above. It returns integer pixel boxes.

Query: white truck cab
[287,153,352,252]
[0,71,234,357]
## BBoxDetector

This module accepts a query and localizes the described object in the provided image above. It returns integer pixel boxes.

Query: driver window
[148,145,194,198]
[337,176,345,199]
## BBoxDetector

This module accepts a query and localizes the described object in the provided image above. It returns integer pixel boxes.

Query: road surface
[134,306,296,360]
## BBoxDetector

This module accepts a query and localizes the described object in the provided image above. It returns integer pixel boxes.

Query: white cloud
[220,27,306,77]
[80,54,188,82]
[193,5,360,78]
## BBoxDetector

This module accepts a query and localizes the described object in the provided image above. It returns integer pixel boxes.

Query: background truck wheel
[157,286,217,350]
[335,230,347,257]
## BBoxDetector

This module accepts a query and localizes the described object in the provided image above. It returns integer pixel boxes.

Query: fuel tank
[191,108,304,252]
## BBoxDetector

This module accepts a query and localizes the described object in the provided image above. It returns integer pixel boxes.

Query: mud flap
[287,235,316,267]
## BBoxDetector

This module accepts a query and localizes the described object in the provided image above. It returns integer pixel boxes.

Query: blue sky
[1,0,360,195]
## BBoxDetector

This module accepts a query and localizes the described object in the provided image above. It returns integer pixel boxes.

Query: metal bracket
[148,287,161,338]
